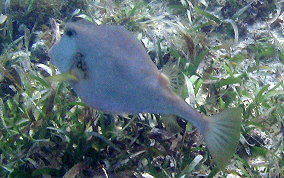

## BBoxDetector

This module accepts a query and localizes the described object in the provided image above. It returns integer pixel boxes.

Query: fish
[48,20,242,169]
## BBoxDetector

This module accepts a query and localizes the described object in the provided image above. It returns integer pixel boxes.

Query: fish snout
[48,44,57,65]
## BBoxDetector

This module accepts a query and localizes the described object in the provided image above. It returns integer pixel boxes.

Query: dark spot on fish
[72,52,88,79]
[75,52,87,72]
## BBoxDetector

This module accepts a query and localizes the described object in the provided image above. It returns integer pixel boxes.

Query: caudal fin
[204,108,242,169]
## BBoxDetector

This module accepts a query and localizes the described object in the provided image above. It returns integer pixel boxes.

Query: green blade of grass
[215,77,242,88]
[179,155,203,176]
[88,132,121,152]
[194,7,221,24]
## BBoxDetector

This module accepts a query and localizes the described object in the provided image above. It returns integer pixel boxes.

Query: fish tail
[203,108,242,169]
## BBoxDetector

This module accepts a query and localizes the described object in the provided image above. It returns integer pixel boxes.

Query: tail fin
[204,108,242,169]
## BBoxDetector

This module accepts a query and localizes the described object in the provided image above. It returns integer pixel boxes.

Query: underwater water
[0,0,283,177]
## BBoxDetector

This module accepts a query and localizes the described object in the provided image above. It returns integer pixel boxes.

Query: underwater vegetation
[0,0,283,177]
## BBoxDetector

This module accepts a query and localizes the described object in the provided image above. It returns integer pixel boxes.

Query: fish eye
[64,28,76,37]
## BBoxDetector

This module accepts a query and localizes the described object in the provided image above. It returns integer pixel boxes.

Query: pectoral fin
[161,62,184,93]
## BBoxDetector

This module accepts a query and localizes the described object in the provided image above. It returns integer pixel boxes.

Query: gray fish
[48,20,242,169]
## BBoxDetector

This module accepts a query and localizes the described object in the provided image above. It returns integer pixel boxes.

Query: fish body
[48,20,241,169]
